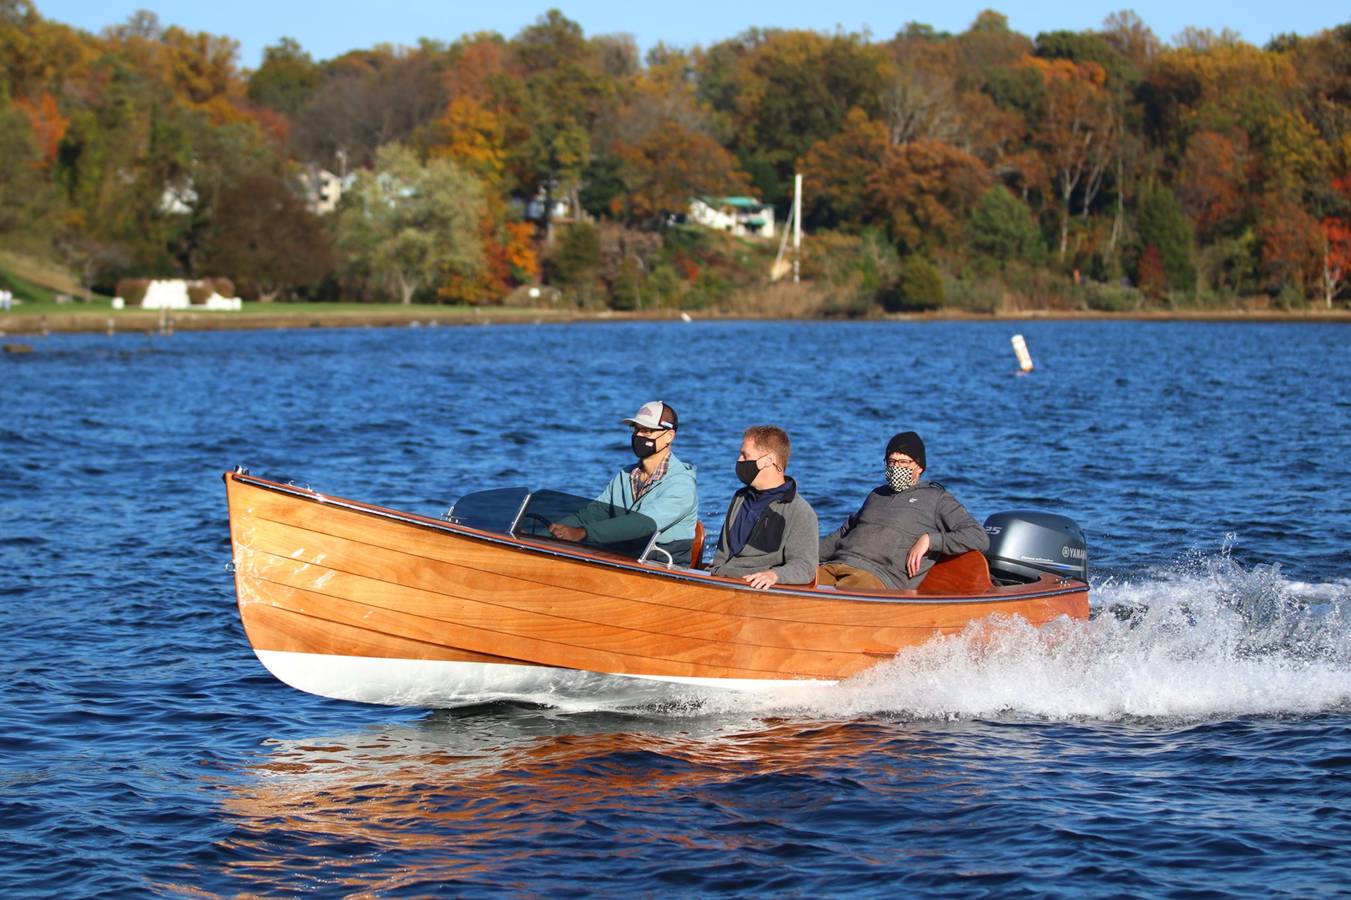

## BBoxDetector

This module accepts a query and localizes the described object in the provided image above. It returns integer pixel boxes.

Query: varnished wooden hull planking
[226,472,1089,705]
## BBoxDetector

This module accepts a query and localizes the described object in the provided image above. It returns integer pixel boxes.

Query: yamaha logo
[1061,546,1087,560]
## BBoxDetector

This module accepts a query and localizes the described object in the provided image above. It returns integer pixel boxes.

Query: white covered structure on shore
[688,196,775,238]
[113,280,242,311]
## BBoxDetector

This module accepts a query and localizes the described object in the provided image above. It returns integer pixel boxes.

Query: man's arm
[818,510,856,560]
[557,473,625,531]
[930,491,990,556]
[585,471,696,545]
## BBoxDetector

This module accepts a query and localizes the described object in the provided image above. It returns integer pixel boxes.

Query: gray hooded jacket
[710,479,819,584]
[819,481,989,590]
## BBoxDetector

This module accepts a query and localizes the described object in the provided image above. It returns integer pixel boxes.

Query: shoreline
[1,305,1348,335]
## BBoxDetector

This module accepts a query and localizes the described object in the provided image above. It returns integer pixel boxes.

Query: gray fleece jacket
[709,479,819,584]
[819,480,989,589]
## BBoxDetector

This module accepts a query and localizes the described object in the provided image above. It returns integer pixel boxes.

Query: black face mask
[735,458,761,485]
[631,434,659,459]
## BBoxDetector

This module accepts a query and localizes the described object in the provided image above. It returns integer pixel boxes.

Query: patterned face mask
[886,463,915,492]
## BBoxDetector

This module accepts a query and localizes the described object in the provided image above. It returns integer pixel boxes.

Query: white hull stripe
[254,649,836,708]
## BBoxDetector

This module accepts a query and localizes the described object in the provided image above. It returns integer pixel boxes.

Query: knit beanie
[885,431,926,470]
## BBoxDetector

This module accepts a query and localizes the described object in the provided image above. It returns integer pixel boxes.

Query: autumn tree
[957,11,1036,76]
[1318,175,1351,307]
[0,0,93,100]
[294,47,448,171]
[419,35,513,187]
[0,88,50,239]
[800,109,889,230]
[1144,42,1329,200]
[200,169,333,300]
[1256,194,1321,298]
[868,139,989,252]
[1281,26,1351,182]
[1178,129,1249,239]
[599,60,748,223]
[1101,10,1160,69]
[336,144,485,303]
[508,10,615,237]
[1024,57,1117,259]
[419,33,541,303]
[1320,218,1351,307]
[12,91,66,164]
[880,39,966,147]
[613,126,748,222]
[697,29,888,188]
[1035,29,1138,87]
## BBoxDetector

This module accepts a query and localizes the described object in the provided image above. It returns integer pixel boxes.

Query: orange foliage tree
[800,109,890,229]
[1257,195,1321,297]
[1320,175,1351,308]
[613,124,748,221]
[1179,130,1250,239]
[867,139,990,252]
[1023,57,1117,259]
[426,96,510,187]
[425,36,539,302]
[1321,218,1351,308]
[13,92,67,164]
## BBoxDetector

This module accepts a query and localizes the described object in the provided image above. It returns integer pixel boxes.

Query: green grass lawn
[0,295,560,319]
[0,252,559,320]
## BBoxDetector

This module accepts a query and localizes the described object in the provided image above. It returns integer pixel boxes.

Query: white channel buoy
[1011,334,1034,373]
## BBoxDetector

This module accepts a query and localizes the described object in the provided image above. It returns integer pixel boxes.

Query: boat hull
[226,472,1089,706]
[253,649,830,708]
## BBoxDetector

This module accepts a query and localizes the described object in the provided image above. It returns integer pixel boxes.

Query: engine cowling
[983,511,1087,583]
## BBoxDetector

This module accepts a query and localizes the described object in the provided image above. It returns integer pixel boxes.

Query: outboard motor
[983,511,1087,584]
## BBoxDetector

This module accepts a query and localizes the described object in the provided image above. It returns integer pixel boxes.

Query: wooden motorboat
[224,469,1089,707]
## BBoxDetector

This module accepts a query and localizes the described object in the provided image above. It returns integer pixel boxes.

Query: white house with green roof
[688,196,775,239]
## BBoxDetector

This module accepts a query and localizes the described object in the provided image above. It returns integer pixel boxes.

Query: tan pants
[816,562,887,591]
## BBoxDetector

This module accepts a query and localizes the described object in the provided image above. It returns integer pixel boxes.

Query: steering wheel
[517,511,554,535]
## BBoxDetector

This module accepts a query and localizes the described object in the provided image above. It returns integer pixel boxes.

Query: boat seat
[916,550,994,595]
[690,520,706,569]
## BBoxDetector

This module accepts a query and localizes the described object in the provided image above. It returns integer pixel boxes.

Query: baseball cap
[622,401,678,430]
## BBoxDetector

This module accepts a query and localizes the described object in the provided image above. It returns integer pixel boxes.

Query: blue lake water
[2,319,1349,896]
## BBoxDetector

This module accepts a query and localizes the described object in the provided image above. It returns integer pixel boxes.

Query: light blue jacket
[573,451,699,548]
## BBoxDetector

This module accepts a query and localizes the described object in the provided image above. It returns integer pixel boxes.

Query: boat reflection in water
[208,706,1020,893]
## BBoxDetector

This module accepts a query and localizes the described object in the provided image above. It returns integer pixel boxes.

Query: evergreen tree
[1137,184,1195,292]
[967,185,1046,266]
[883,254,945,311]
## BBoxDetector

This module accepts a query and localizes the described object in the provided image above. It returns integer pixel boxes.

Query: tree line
[2,2,1349,312]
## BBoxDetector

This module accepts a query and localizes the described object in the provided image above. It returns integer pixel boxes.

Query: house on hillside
[299,168,356,215]
[688,196,775,239]
[523,183,573,223]
[159,179,198,215]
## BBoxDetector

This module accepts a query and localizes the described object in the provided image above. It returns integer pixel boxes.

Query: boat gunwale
[225,471,1089,606]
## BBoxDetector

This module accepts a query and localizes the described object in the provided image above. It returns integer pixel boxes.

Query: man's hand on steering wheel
[548,523,586,542]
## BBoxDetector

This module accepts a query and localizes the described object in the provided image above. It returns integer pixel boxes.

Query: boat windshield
[448,488,660,562]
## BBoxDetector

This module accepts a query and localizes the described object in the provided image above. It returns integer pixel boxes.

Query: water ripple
[2,321,1349,896]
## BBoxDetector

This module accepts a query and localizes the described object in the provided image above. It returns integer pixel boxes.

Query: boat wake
[730,551,1351,723]
[300,551,1349,724]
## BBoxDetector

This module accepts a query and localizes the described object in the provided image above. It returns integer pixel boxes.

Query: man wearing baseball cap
[549,401,699,565]
[816,431,988,590]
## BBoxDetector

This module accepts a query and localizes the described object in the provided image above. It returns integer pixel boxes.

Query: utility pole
[793,173,802,284]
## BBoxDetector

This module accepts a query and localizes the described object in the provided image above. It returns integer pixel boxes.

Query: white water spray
[726,551,1351,723]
